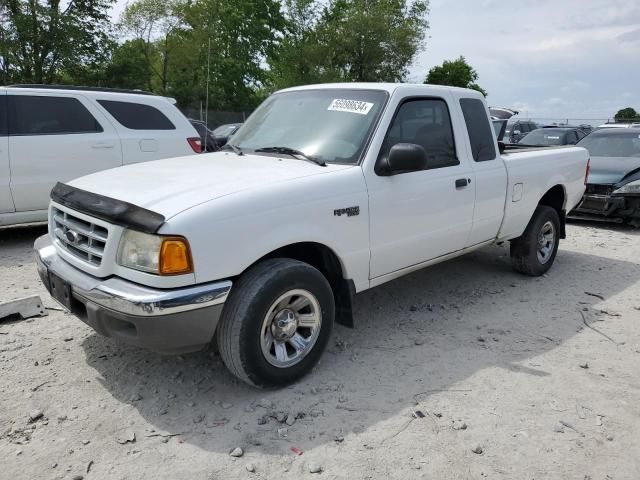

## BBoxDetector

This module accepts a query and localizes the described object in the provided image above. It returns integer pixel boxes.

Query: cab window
[379,98,458,171]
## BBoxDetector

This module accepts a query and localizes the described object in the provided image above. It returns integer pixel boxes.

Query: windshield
[230,89,388,164]
[520,129,567,146]
[578,131,640,157]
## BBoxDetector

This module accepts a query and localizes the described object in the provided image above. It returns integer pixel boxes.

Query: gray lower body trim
[35,234,231,354]
[35,234,231,316]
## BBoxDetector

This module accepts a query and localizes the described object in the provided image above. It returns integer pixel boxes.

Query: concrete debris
[229,447,244,457]
[116,430,136,444]
[29,410,44,422]
[0,295,47,321]
[452,420,467,430]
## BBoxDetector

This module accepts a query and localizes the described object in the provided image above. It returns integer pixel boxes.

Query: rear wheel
[217,258,334,388]
[510,206,561,276]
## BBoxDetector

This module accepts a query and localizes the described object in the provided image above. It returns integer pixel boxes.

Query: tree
[102,39,153,90]
[0,0,115,84]
[269,0,430,89]
[178,0,286,110]
[120,0,183,94]
[425,56,487,96]
[268,0,324,89]
[614,107,638,121]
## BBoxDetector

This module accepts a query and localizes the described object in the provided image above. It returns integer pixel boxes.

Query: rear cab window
[97,100,175,130]
[460,98,496,162]
[8,95,103,135]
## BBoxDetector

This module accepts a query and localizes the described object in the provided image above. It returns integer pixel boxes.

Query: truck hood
[68,152,354,219]
[587,156,640,185]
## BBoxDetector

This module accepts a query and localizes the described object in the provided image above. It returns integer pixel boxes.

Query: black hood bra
[50,182,165,234]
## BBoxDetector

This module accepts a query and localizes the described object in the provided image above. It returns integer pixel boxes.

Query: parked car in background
[35,83,588,387]
[571,128,640,227]
[0,85,201,227]
[518,127,588,146]
[211,122,242,148]
[489,107,518,120]
[492,119,507,142]
[503,120,538,144]
[189,119,215,152]
[596,122,639,129]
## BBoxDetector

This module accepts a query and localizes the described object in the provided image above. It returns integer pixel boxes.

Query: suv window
[460,98,496,162]
[380,98,458,170]
[520,123,530,133]
[9,95,103,135]
[98,100,175,130]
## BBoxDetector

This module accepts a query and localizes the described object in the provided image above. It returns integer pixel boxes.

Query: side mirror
[385,143,427,175]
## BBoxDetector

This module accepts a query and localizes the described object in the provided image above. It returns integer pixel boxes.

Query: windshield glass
[230,89,388,164]
[578,131,640,157]
[520,129,567,145]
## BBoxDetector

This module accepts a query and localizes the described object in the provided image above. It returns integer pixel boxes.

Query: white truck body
[35,83,589,387]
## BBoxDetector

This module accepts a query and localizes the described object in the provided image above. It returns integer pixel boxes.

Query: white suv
[0,85,201,227]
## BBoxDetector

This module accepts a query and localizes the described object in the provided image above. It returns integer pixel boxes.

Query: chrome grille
[52,207,109,266]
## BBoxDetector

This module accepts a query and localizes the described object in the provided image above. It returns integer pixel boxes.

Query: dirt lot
[1,222,639,480]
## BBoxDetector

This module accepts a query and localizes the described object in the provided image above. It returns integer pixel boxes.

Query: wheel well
[538,185,566,238]
[253,242,355,328]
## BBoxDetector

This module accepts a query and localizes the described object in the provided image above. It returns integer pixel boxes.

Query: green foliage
[1,0,432,112]
[270,0,430,89]
[0,0,115,84]
[180,0,286,109]
[425,56,487,96]
[103,39,154,90]
[614,107,638,121]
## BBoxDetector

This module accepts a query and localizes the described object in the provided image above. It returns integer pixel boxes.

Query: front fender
[161,167,371,292]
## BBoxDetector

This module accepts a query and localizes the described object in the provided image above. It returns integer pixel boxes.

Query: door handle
[455,178,470,188]
[91,143,115,149]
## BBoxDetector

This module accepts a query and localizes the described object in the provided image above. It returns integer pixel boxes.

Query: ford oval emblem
[65,230,80,244]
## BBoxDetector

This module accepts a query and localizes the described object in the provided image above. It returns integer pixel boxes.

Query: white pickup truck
[35,83,589,387]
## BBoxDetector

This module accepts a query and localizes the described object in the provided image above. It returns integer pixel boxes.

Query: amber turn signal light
[159,237,193,275]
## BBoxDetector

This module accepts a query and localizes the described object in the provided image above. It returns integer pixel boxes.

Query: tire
[510,205,561,276]
[217,258,334,388]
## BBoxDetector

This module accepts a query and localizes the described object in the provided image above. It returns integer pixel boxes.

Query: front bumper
[35,234,232,354]
[570,189,640,226]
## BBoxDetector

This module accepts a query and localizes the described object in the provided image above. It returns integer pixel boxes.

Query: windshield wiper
[221,143,244,156]
[254,146,326,166]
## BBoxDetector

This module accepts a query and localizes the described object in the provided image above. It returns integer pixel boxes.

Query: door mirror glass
[387,143,427,174]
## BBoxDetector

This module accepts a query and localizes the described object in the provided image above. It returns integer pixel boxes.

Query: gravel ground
[1,222,639,480]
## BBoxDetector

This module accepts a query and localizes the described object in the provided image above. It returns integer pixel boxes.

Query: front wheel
[216,258,334,388]
[510,205,561,276]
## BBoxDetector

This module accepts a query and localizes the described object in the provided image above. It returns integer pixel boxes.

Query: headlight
[613,180,640,195]
[117,230,193,275]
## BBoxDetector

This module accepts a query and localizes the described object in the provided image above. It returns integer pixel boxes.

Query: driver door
[366,94,476,279]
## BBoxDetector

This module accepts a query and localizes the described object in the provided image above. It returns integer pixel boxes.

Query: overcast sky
[111,0,640,121]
